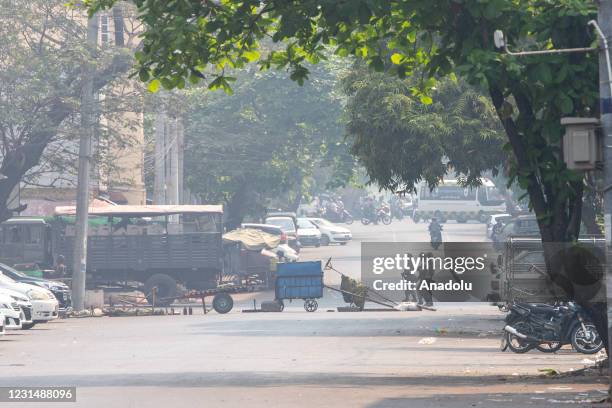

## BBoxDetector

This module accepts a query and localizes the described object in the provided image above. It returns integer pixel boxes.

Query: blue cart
[275,261,323,312]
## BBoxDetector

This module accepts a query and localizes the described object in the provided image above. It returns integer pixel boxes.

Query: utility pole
[154,108,167,205]
[596,0,612,386]
[72,14,98,311]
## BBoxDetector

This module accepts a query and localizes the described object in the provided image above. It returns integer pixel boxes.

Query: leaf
[390,53,402,65]
[533,63,553,84]
[557,93,574,114]
[243,50,260,62]
[420,95,433,104]
[147,79,161,93]
[138,69,150,82]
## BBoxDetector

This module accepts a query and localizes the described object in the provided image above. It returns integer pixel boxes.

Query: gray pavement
[0,219,608,407]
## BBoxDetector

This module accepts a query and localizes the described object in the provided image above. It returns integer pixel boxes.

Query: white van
[415,178,507,223]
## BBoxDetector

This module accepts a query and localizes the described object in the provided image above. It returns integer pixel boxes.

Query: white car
[0,287,35,329]
[0,273,59,323]
[0,293,22,330]
[296,218,322,247]
[307,218,352,246]
[486,213,513,238]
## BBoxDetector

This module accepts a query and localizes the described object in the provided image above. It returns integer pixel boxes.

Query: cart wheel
[304,299,318,312]
[212,292,234,314]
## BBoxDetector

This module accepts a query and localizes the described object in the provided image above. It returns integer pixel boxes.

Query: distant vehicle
[414,178,506,223]
[296,218,321,247]
[0,268,60,323]
[0,205,225,306]
[486,213,513,238]
[490,237,605,305]
[307,218,352,246]
[0,263,71,314]
[0,311,4,336]
[264,213,301,253]
[494,215,540,249]
[0,293,22,330]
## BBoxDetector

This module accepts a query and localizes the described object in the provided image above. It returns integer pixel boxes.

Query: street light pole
[72,13,98,312]
[596,0,612,385]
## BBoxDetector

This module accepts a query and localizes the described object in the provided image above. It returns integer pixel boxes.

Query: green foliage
[0,0,137,220]
[182,60,352,224]
[343,68,505,192]
[85,0,598,241]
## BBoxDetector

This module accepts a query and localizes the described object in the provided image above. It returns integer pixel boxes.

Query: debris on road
[418,337,437,345]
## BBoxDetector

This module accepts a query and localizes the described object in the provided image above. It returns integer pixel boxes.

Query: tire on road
[21,322,36,330]
[144,273,178,307]
[212,292,234,314]
[321,235,330,246]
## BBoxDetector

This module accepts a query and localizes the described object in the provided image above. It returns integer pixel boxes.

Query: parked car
[486,213,513,238]
[307,218,352,246]
[296,218,321,247]
[0,287,34,329]
[0,272,59,323]
[240,224,299,262]
[263,214,301,253]
[0,293,22,330]
[495,215,540,247]
[0,263,71,314]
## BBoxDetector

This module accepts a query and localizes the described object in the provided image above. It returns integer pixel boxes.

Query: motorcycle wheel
[345,216,353,225]
[571,323,603,354]
[361,218,370,225]
[506,321,535,353]
[536,342,563,353]
[381,215,392,225]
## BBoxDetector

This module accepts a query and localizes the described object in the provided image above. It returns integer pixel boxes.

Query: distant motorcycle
[361,206,391,225]
[429,223,443,249]
[502,302,603,354]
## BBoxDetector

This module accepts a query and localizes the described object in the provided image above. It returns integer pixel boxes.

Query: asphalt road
[0,219,607,408]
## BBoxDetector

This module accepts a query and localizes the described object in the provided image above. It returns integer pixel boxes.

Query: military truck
[0,205,224,305]
[490,236,605,305]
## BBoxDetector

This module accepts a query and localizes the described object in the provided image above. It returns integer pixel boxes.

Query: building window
[100,15,110,45]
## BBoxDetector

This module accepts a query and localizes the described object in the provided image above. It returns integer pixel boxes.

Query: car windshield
[297,219,314,229]
[266,217,295,232]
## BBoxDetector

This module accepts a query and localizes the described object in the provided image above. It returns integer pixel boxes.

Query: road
[0,219,607,407]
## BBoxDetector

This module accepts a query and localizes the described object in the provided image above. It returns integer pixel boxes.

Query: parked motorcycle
[502,301,603,354]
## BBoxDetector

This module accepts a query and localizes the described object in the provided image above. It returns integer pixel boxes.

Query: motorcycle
[502,301,603,354]
[361,205,392,225]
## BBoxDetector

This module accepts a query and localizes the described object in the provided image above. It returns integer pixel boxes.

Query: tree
[0,0,136,222]
[342,67,505,191]
[181,60,349,228]
[85,0,607,344]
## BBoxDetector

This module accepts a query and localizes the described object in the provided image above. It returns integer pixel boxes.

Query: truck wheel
[212,293,234,314]
[304,299,318,312]
[144,274,178,307]
[21,322,36,330]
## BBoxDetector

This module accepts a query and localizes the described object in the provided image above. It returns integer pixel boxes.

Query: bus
[414,178,507,223]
